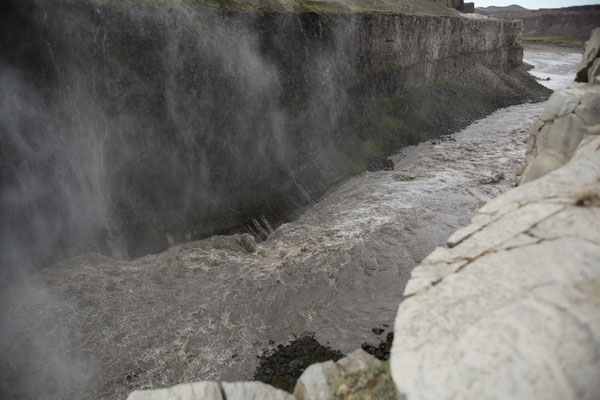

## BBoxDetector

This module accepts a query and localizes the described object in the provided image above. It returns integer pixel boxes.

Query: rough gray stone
[126,381,294,400]
[539,89,579,121]
[293,349,381,400]
[520,84,600,184]
[575,103,600,127]
[391,143,600,400]
[588,124,600,135]
[126,382,222,400]
[576,27,600,82]
[589,57,600,84]
[293,361,340,400]
[336,349,382,375]
[221,382,294,400]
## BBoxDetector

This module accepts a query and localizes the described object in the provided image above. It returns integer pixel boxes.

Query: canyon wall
[475,5,600,41]
[0,0,547,281]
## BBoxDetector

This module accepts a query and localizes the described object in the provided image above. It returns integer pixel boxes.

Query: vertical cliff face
[475,5,600,41]
[0,0,545,281]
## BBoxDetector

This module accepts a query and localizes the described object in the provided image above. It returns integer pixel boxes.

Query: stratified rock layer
[390,93,600,399]
[475,5,600,41]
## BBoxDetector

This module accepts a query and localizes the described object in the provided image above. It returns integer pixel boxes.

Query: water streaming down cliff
[0,1,555,398]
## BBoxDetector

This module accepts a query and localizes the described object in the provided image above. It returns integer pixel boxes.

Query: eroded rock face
[576,27,600,82]
[390,101,600,399]
[520,84,600,184]
[293,349,382,400]
[475,5,600,41]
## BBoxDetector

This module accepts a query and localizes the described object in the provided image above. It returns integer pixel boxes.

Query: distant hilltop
[475,4,600,41]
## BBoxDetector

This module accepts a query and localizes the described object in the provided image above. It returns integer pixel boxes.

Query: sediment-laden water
[0,47,581,399]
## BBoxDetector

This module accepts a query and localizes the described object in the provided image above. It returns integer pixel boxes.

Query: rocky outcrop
[390,86,600,397]
[520,33,600,185]
[124,349,388,400]
[576,28,600,83]
[127,382,223,400]
[293,349,382,400]
[128,381,293,400]
[519,84,600,184]
[0,0,546,279]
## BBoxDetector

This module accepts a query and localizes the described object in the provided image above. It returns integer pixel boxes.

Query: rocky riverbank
[390,84,600,399]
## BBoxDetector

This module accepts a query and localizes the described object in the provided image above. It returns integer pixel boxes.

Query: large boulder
[127,381,293,400]
[576,27,600,82]
[221,382,294,400]
[589,57,600,84]
[127,382,223,400]
[293,349,381,400]
[390,91,600,398]
[520,84,600,184]
[125,349,381,400]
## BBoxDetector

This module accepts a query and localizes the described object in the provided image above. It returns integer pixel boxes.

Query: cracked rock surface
[391,118,600,399]
[127,381,294,400]
[520,84,600,184]
[293,348,382,400]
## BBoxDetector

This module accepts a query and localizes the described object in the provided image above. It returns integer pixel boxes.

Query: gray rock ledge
[391,94,600,399]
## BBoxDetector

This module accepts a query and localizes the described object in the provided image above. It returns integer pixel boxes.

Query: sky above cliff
[477,0,599,9]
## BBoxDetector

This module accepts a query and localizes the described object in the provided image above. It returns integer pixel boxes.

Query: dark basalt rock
[364,155,395,172]
[361,332,394,361]
[253,334,344,393]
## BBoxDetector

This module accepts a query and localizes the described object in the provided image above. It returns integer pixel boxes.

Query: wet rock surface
[253,335,343,393]
[361,332,394,361]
